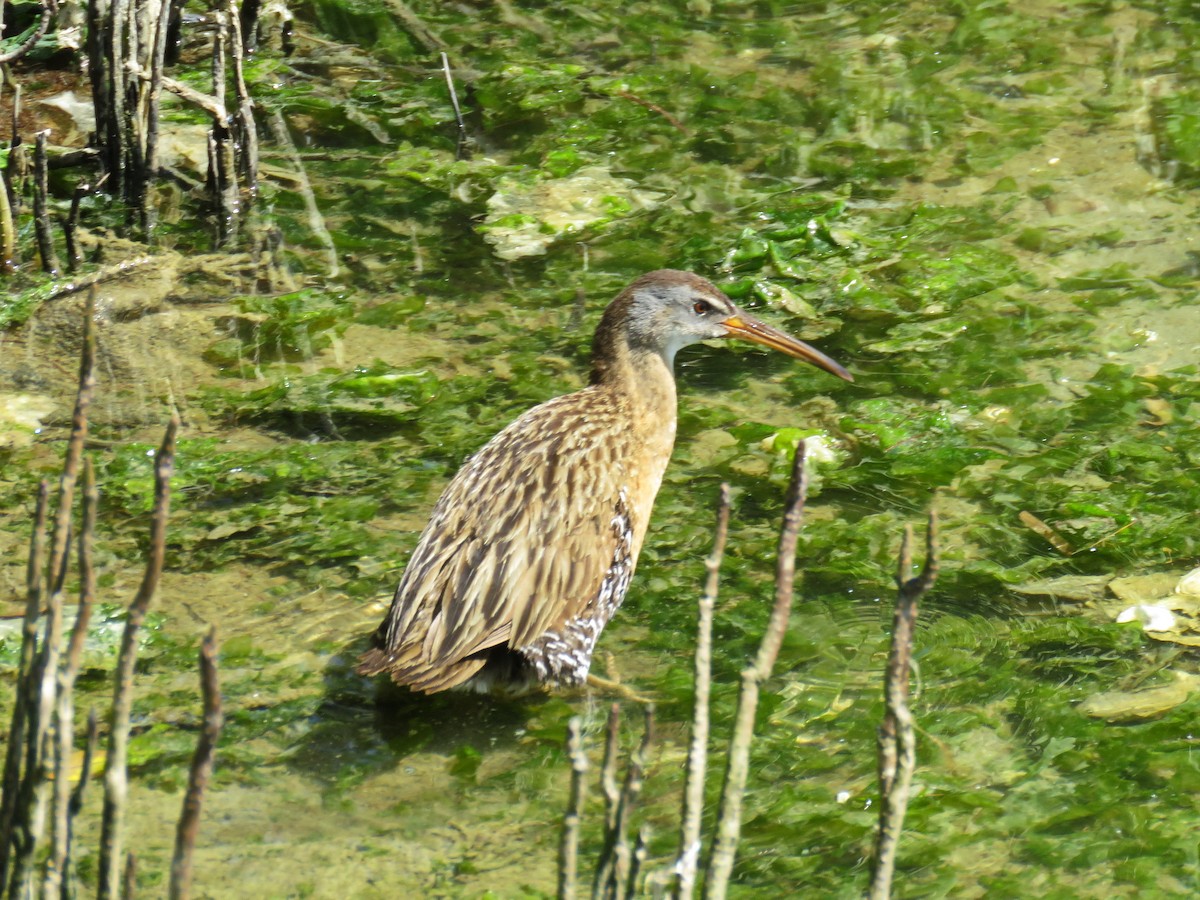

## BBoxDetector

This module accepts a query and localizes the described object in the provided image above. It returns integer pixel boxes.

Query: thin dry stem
[98,414,179,900]
[123,851,137,899]
[558,716,588,900]
[169,628,223,900]
[0,0,56,65]
[599,704,621,834]
[140,0,176,236]
[227,0,260,195]
[674,483,731,898]
[48,459,96,893]
[755,444,809,679]
[594,706,655,900]
[33,130,61,274]
[705,443,809,899]
[441,52,470,159]
[0,482,49,890]
[628,825,650,898]
[70,710,99,820]
[6,293,95,895]
[869,512,938,900]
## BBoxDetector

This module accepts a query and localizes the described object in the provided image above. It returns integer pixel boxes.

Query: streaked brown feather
[360,377,673,692]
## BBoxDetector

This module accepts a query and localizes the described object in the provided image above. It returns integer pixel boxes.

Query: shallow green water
[3,1,1200,897]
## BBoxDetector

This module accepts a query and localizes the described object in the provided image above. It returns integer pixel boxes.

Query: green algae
[2,0,1200,896]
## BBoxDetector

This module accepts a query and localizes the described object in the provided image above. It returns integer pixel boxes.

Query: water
[3,1,1200,896]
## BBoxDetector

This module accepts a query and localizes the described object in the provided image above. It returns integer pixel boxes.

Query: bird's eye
[692,300,714,316]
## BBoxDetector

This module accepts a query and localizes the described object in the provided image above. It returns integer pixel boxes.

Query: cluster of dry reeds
[0,297,223,899]
[1,0,278,277]
[558,446,938,900]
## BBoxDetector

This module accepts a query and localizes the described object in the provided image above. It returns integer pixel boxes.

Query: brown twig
[441,52,471,160]
[558,716,588,900]
[56,706,100,893]
[71,709,100,821]
[0,139,15,272]
[38,254,159,303]
[111,0,132,200]
[85,0,116,192]
[226,0,260,197]
[0,0,57,65]
[126,63,227,121]
[140,0,177,237]
[674,483,731,898]
[621,714,654,898]
[705,442,809,899]
[47,457,98,892]
[98,413,179,900]
[594,706,655,900]
[5,292,95,894]
[64,456,98,682]
[599,704,621,835]
[628,824,650,897]
[868,512,938,900]
[33,130,61,275]
[0,481,49,890]
[124,851,137,898]
[169,627,223,900]
[208,15,240,248]
[615,92,689,135]
[65,181,93,272]
[1018,510,1072,555]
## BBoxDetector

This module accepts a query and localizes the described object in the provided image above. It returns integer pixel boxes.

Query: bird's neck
[590,342,678,426]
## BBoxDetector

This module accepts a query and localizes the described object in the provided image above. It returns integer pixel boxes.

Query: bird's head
[608,269,853,382]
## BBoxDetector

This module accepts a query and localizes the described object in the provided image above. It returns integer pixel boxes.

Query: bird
[357,269,852,694]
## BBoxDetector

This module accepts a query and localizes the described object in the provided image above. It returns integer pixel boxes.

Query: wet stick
[64,181,90,271]
[558,717,587,900]
[33,131,60,274]
[27,298,96,895]
[0,136,15,272]
[0,0,54,64]
[98,414,179,900]
[169,628,223,900]
[868,514,938,900]
[86,0,119,190]
[209,13,239,247]
[593,705,654,900]
[112,0,130,200]
[227,0,260,196]
[673,483,730,899]
[383,0,444,53]
[593,704,621,894]
[441,52,471,160]
[705,442,809,900]
[4,296,95,894]
[0,482,49,891]
[141,0,176,237]
[47,458,100,895]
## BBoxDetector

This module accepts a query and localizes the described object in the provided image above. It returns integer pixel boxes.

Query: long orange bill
[723,312,854,382]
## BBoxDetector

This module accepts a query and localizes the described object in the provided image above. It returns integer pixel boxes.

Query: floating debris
[1115,603,1176,632]
[1009,574,1112,604]
[481,166,663,260]
[1078,671,1200,723]
[1175,566,1200,597]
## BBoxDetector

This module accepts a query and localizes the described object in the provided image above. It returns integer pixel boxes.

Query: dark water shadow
[280,634,556,786]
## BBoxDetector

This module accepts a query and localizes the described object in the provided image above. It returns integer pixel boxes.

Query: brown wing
[359,387,636,689]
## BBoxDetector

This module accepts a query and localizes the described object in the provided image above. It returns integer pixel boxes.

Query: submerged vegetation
[2,0,1200,896]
